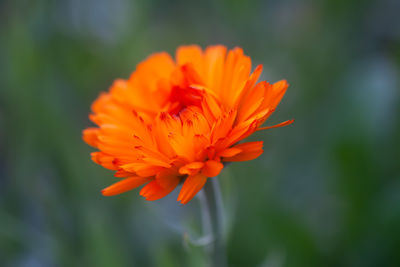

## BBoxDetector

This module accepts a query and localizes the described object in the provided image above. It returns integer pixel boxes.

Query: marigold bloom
[83,45,293,204]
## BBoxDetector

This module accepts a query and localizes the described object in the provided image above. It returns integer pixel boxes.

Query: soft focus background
[1,0,400,266]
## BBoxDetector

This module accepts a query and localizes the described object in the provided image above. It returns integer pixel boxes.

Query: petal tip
[101,188,111,197]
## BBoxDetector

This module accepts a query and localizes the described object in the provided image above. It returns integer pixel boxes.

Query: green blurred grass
[1,0,400,266]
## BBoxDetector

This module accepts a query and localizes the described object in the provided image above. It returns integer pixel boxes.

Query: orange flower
[83,45,293,204]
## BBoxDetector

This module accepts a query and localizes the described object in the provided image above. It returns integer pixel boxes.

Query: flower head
[83,45,293,204]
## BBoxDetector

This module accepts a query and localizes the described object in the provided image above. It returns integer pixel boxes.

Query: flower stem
[202,177,227,267]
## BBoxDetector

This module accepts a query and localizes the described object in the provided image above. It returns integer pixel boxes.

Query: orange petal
[168,132,196,162]
[156,168,181,189]
[204,45,227,98]
[223,141,264,162]
[180,63,204,85]
[201,160,224,177]
[176,45,204,75]
[177,174,208,204]
[233,64,263,108]
[202,93,221,122]
[210,109,237,143]
[194,134,209,159]
[114,169,136,178]
[82,128,99,147]
[121,163,165,177]
[135,165,166,177]
[179,161,205,176]
[257,119,294,131]
[217,148,242,158]
[259,80,289,113]
[219,47,251,107]
[142,157,171,168]
[140,179,178,201]
[91,152,120,170]
[269,80,289,109]
[223,119,257,148]
[236,82,266,123]
[102,176,151,196]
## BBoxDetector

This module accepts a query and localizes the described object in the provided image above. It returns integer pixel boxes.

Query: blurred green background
[1,0,400,266]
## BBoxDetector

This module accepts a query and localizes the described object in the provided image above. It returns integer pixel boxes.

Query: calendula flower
[83,45,292,204]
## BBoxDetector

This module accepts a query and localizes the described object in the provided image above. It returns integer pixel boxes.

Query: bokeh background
[1,0,400,266]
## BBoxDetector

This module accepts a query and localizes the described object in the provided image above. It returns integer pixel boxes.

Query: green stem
[203,177,227,267]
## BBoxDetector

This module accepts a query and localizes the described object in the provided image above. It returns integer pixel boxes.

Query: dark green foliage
[0,0,399,266]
